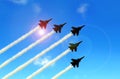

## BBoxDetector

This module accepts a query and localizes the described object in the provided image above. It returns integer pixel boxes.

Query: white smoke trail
[0,31,55,69]
[0,26,40,54]
[2,33,73,79]
[26,49,71,79]
[52,65,73,79]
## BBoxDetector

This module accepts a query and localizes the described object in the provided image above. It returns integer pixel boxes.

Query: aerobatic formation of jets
[39,19,85,68]
[1,18,86,79]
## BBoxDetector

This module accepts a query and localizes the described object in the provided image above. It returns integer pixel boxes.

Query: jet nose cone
[64,22,67,25]
[78,41,83,44]
[81,25,85,28]
[61,23,67,26]
[81,56,85,59]
[80,41,83,43]
[49,18,53,21]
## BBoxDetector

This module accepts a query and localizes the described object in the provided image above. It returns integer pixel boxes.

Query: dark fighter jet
[53,23,66,33]
[71,56,85,68]
[69,41,82,52]
[39,18,52,29]
[71,25,85,36]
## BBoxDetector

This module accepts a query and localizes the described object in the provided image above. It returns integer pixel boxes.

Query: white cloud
[9,0,28,5]
[77,3,89,17]
[32,4,41,14]
[9,0,42,14]
[33,56,52,67]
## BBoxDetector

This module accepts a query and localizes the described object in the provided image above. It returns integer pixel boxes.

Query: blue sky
[0,0,120,79]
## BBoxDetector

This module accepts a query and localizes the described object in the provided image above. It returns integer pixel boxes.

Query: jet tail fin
[77,31,79,36]
[59,29,61,33]
[77,63,79,67]
[75,47,77,52]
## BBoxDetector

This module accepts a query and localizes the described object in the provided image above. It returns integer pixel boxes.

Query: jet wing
[69,43,74,45]
[71,62,75,67]
[53,27,58,33]
[71,30,76,35]
[71,59,77,62]
[54,24,59,27]
[77,63,79,67]
[69,46,74,52]
[72,27,77,29]
[40,20,43,22]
